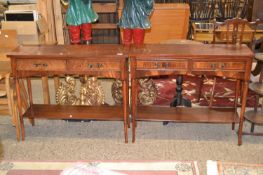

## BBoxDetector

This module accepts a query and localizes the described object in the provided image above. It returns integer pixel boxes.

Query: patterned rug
[0,161,200,175]
[152,75,257,107]
[207,160,263,175]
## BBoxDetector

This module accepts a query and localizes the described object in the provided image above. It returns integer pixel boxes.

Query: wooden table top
[8,44,130,59]
[8,44,254,59]
[130,44,254,58]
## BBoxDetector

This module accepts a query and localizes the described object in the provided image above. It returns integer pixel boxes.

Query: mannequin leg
[68,25,81,44]
[81,23,92,44]
[133,28,145,45]
[122,28,133,45]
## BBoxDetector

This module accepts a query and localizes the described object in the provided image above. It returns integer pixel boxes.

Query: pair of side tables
[8,44,254,145]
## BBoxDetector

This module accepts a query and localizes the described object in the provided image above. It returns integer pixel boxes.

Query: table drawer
[137,60,188,70]
[16,59,66,71]
[67,60,120,71]
[192,61,245,71]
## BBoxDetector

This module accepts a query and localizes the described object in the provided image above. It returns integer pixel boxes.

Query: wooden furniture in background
[130,44,253,145]
[189,0,215,22]
[0,30,20,140]
[8,45,129,143]
[52,0,65,45]
[118,3,190,43]
[212,18,259,47]
[37,0,57,44]
[192,21,263,43]
[217,0,241,22]
[209,18,258,130]
[244,52,263,136]
[251,0,263,21]
[92,1,119,44]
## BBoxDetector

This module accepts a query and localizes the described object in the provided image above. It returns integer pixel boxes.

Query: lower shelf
[23,104,124,120]
[137,106,239,123]
[245,110,263,124]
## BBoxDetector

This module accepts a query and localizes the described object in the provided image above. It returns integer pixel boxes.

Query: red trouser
[81,23,92,41]
[68,23,92,44]
[123,28,145,45]
[68,25,81,44]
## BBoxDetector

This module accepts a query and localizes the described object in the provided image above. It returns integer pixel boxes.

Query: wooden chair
[210,18,259,130]
[243,52,263,136]
[212,18,258,47]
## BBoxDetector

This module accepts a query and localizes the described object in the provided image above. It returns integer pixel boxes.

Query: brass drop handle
[33,63,48,67]
[162,62,169,68]
[97,63,103,68]
[221,63,226,69]
[210,63,216,69]
[87,64,93,68]
[154,62,161,68]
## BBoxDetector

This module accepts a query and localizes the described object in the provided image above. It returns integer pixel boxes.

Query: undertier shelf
[137,106,239,123]
[23,104,124,120]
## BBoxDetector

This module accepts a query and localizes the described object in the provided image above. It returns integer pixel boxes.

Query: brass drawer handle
[162,62,169,68]
[97,63,103,68]
[87,63,104,69]
[210,63,216,70]
[33,63,48,67]
[154,62,170,69]
[87,64,93,68]
[154,62,160,68]
[221,63,226,69]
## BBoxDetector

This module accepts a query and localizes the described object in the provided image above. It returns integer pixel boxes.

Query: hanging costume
[119,0,154,44]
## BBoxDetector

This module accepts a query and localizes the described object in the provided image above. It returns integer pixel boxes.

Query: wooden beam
[53,0,64,44]
[37,0,57,44]
[92,23,117,29]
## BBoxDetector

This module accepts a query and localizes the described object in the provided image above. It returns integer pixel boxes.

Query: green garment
[66,0,98,26]
[119,0,154,29]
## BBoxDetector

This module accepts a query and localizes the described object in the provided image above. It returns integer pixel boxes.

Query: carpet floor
[0,115,263,174]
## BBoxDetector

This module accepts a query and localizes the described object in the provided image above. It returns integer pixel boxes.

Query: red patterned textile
[152,75,256,107]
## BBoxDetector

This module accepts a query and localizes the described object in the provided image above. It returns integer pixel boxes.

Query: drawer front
[67,60,120,71]
[137,60,188,70]
[16,59,66,71]
[192,61,245,71]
